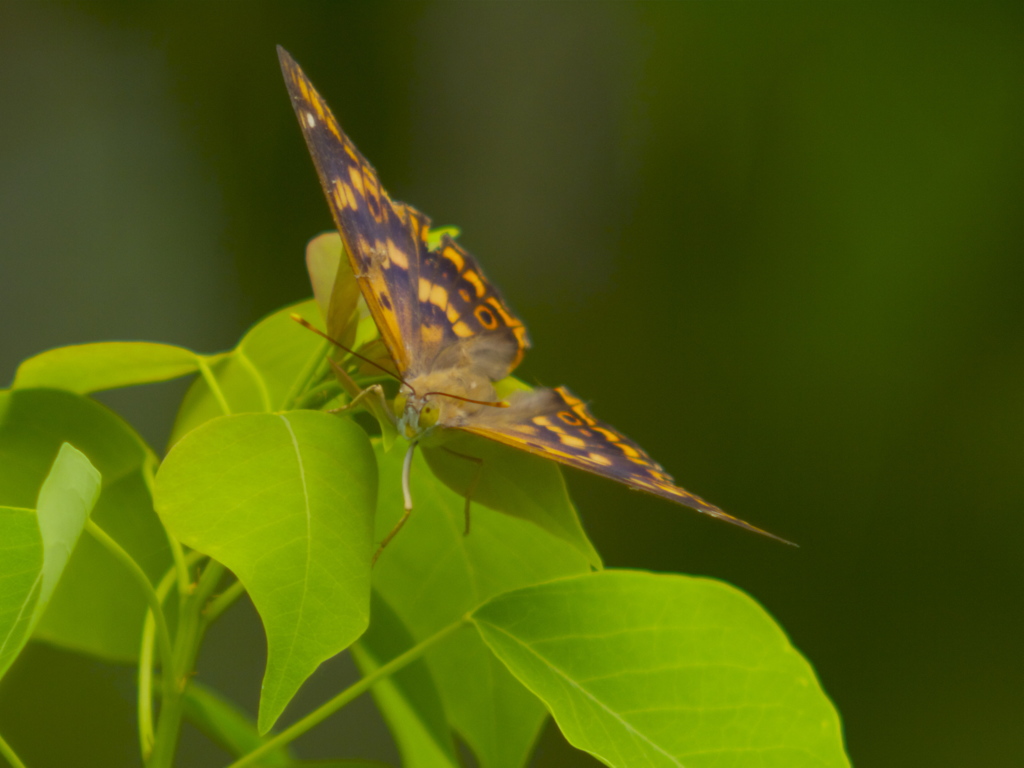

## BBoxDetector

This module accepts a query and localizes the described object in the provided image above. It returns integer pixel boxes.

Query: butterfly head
[393,387,441,441]
[392,371,511,443]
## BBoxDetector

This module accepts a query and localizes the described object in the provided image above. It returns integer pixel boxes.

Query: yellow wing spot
[294,74,309,102]
[616,442,642,458]
[429,283,448,310]
[386,239,409,270]
[594,427,621,443]
[463,270,486,298]
[418,279,432,302]
[324,114,342,142]
[442,246,465,271]
[363,168,384,222]
[452,321,474,338]
[348,165,365,195]
[420,324,443,346]
[588,452,613,466]
[344,143,359,163]
[532,416,552,427]
[545,424,567,435]
[628,455,652,466]
[459,288,471,303]
[559,435,586,449]
[541,447,575,460]
[331,182,347,214]
[342,183,359,210]
[446,304,462,323]
[512,424,539,435]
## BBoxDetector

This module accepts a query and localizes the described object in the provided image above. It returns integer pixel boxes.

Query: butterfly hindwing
[416,234,529,375]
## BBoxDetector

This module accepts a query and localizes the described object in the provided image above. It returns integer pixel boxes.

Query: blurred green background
[0,2,1020,767]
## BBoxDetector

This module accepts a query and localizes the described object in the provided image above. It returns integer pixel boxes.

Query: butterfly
[277,47,791,556]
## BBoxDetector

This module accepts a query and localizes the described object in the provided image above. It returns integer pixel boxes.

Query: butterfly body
[278,47,790,547]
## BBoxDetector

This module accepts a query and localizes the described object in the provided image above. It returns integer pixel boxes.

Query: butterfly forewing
[460,387,792,543]
[279,47,528,379]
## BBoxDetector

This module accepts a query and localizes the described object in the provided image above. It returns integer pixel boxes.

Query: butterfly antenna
[290,314,408,386]
[424,391,510,408]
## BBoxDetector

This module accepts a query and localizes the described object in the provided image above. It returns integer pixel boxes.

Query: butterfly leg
[372,442,418,565]
[325,358,399,448]
[327,381,385,415]
[440,447,485,535]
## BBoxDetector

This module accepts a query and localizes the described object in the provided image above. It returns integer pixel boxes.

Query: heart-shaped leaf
[155,410,377,732]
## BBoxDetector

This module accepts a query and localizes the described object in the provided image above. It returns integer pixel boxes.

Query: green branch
[0,732,26,768]
[225,617,467,768]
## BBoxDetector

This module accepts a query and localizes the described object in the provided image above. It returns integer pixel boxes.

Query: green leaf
[11,341,218,394]
[352,591,459,768]
[181,680,293,767]
[423,431,601,569]
[290,761,391,767]
[169,300,328,446]
[154,411,378,733]
[31,443,101,627]
[305,232,360,349]
[471,570,850,768]
[0,506,43,681]
[0,389,171,661]
[0,444,101,681]
[372,444,592,768]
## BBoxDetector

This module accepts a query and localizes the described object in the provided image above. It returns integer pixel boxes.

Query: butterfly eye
[420,402,439,428]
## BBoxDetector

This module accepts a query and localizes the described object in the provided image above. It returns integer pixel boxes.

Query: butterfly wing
[460,386,792,543]
[278,48,528,378]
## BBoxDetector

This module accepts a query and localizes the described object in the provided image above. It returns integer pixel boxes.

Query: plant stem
[0,732,26,768]
[202,578,247,627]
[142,459,192,607]
[138,551,205,762]
[282,337,331,410]
[85,521,175,677]
[234,352,272,412]
[196,356,232,416]
[147,560,225,768]
[225,617,467,768]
